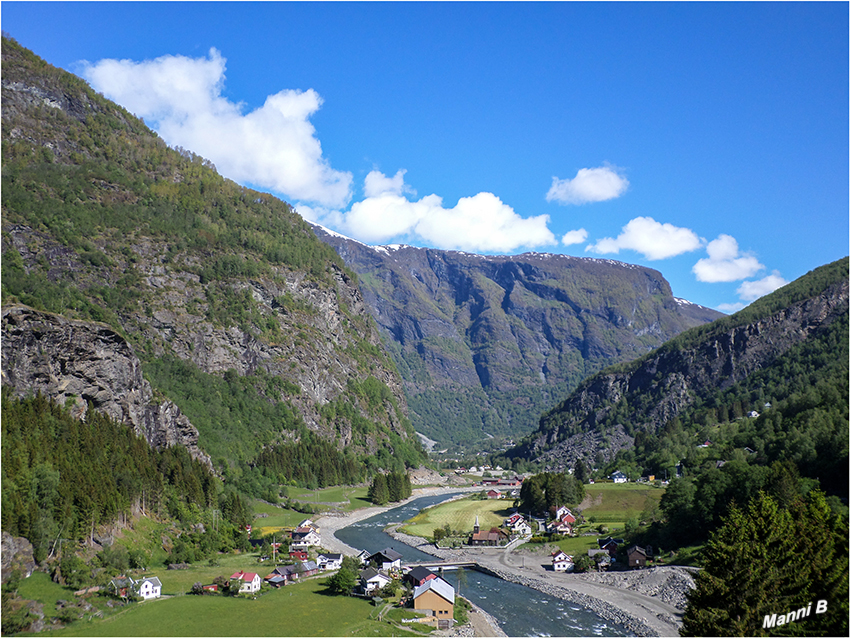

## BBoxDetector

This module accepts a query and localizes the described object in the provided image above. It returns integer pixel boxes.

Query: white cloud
[737,270,789,301]
[81,49,352,208]
[717,302,745,313]
[562,229,588,246]
[692,234,764,283]
[546,165,629,205]
[320,171,556,252]
[586,216,702,260]
[364,169,412,198]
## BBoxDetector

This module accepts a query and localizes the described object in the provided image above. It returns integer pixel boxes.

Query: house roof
[137,577,162,588]
[295,561,318,573]
[318,553,342,561]
[414,577,455,605]
[408,566,435,581]
[360,567,391,582]
[627,545,648,556]
[369,548,402,562]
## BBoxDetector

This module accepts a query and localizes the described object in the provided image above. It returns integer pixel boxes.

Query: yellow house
[413,577,455,628]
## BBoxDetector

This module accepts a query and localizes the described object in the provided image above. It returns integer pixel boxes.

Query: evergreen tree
[574,458,589,484]
[368,474,389,505]
[682,490,848,636]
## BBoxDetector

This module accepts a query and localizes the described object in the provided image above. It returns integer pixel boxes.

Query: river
[334,493,632,637]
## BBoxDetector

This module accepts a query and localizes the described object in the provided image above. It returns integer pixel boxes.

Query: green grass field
[400,497,512,538]
[580,482,664,524]
[38,578,426,637]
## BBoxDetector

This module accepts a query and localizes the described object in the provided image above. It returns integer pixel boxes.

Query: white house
[290,526,321,550]
[231,571,262,594]
[367,548,402,571]
[134,576,162,600]
[360,568,392,593]
[551,551,574,572]
[317,553,343,570]
[610,471,627,484]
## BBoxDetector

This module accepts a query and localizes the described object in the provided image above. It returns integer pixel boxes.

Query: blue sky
[3,2,847,311]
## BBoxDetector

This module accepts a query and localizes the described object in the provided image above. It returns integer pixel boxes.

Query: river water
[335,493,631,637]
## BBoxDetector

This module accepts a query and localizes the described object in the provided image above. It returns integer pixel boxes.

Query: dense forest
[0,393,247,565]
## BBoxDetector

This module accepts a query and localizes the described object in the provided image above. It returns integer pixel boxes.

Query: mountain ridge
[0,35,424,481]
[311,222,724,447]
[505,257,849,470]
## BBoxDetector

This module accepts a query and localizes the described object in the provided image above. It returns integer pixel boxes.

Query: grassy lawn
[39,578,425,637]
[284,486,372,512]
[580,482,664,524]
[252,500,311,534]
[400,497,512,538]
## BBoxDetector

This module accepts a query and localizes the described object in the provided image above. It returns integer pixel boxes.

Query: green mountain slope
[0,36,425,486]
[313,224,723,448]
[504,257,849,486]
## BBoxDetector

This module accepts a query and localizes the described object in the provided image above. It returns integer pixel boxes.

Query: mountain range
[312,223,722,448]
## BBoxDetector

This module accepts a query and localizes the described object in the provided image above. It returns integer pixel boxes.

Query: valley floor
[314,487,694,637]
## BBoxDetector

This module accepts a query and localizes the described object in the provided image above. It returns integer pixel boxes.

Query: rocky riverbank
[386,525,692,637]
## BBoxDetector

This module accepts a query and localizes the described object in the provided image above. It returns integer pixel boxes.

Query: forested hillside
[0,35,425,496]
[504,257,848,476]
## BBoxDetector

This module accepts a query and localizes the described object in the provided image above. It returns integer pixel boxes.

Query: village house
[551,551,574,572]
[359,567,392,594]
[230,571,262,594]
[486,489,502,499]
[290,526,321,550]
[413,577,455,630]
[289,550,309,561]
[367,548,403,571]
[109,576,135,599]
[265,565,297,587]
[134,576,162,600]
[610,470,628,483]
[505,514,532,536]
[598,536,623,557]
[317,553,343,571]
[405,566,437,588]
[627,545,649,568]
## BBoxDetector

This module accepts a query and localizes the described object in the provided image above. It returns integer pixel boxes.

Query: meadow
[36,577,426,637]
[400,497,511,537]
[578,481,664,528]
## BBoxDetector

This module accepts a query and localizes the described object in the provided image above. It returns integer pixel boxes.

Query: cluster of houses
[357,549,457,629]
[545,505,577,536]
[479,475,524,500]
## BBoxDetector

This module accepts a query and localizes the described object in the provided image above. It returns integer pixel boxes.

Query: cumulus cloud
[692,234,764,283]
[81,49,352,208]
[546,165,629,205]
[737,270,789,301]
[585,216,702,260]
[311,170,556,252]
[562,229,588,246]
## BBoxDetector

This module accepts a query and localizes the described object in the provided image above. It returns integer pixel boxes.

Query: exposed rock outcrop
[512,272,849,469]
[1,531,37,581]
[1,304,212,467]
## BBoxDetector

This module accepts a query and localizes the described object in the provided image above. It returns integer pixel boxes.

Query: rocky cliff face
[511,271,849,469]
[2,304,212,467]
[312,224,723,446]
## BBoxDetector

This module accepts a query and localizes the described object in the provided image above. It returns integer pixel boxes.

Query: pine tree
[368,474,389,505]
[681,490,848,636]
